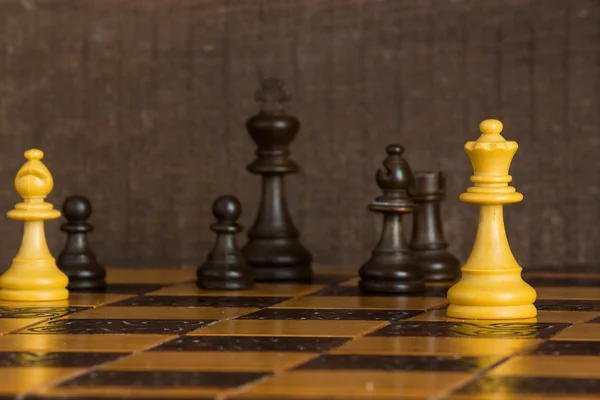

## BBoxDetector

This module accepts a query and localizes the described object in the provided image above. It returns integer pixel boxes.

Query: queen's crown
[460,119,523,205]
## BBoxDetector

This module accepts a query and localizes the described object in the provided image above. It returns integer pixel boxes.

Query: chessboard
[0,266,599,400]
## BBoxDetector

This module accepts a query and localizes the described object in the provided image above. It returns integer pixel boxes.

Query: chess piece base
[58,255,107,290]
[251,265,313,282]
[243,238,313,282]
[359,257,426,294]
[67,279,107,290]
[65,275,106,290]
[0,257,70,301]
[196,264,254,290]
[0,288,69,302]
[414,249,461,281]
[447,267,537,320]
[358,278,425,294]
[447,303,537,320]
[196,278,254,291]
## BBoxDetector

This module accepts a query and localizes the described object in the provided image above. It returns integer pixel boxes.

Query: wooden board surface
[0,266,597,399]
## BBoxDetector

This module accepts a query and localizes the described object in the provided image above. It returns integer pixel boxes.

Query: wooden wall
[0,0,597,272]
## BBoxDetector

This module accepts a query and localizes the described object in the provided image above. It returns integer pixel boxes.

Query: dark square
[535,300,600,311]
[310,285,450,298]
[0,306,88,319]
[367,321,570,339]
[457,376,600,395]
[0,351,126,367]
[59,370,267,389]
[532,340,600,356]
[75,284,166,294]
[151,336,349,352]
[237,308,421,321]
[295,354,496,372]
[109,295,290,308]
[20,319,214,334]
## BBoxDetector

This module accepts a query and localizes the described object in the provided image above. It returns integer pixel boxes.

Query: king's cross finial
[255,78,290,112]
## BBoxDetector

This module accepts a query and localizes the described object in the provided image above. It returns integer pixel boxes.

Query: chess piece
[57,195,107,290]
[241,78,313,282]
[197,195,254,290]
[410,171,460,281]
[447,119,537,320]
[0,149,69,301]
[358,145,425,294]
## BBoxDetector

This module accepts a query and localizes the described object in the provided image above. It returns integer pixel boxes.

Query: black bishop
[359,145,425,294]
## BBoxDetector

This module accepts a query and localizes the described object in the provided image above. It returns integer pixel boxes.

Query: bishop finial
[255,78,290,113]
[14,148,54,199]
[376,144,413,197]
[25,149,44,161]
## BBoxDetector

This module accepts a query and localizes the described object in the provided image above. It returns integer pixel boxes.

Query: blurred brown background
[0,0,597,272]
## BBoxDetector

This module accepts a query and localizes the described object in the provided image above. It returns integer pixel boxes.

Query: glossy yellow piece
[447,120,537,319]
[409,309,599,324]
[0,149,69,301]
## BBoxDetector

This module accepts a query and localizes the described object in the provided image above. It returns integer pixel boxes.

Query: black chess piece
[197,195,254,290]
[241,78,313,282]
[410,171,460,281]
[358,145,425,294]
[57,195,107,290]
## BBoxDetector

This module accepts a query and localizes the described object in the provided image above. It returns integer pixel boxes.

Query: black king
[241,78,313,282]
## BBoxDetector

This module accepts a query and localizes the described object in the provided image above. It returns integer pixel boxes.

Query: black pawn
[197,195,254,290]
[359,145,425,294]
[57,195,106,290]
[241,78,313,282]
[410,171,460,281]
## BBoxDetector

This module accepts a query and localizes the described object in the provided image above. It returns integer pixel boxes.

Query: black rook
[410,171,460,281]
[359,145,425,294]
